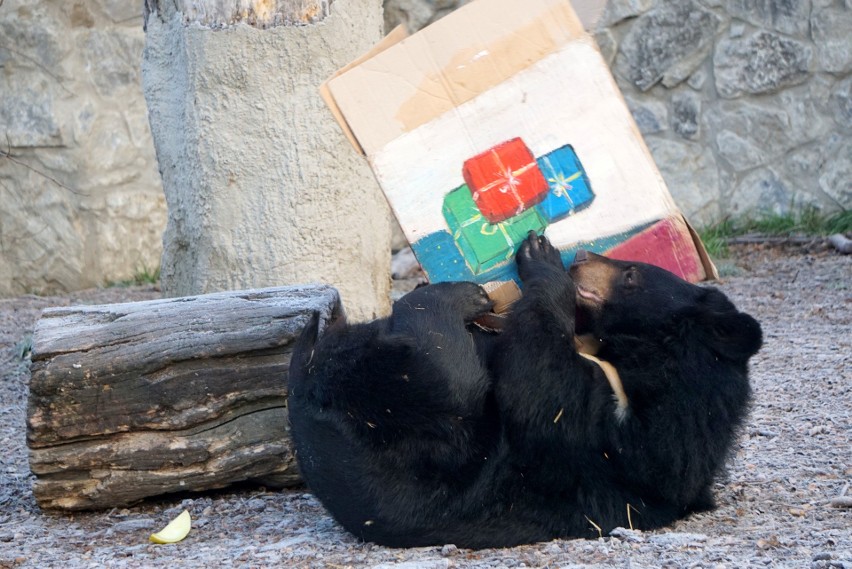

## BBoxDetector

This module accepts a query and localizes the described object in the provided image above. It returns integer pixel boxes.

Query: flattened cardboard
[319,25,409,155]
[323,0,717,283]
[328,0,585,157]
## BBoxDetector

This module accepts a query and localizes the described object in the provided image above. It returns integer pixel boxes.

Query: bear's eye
[623,268,639,287]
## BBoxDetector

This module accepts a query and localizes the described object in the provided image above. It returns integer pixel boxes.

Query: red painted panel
[606,217,705,282]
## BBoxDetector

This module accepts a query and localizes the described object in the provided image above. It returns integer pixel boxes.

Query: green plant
[107,264,161,287]
[698,207,851,259]
[14,334,33,360]
[823,210,852,234]
[698,217,737,258]
[131,264,161,286]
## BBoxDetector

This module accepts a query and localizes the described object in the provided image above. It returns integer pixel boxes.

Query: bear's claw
[517,231,564,282]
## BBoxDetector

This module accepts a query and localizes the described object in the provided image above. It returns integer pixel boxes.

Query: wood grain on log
[27,285,341,510]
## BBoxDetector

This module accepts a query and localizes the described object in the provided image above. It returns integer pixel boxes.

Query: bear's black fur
[288,233,762,549]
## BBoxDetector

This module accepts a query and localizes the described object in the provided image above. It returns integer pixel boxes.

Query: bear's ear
[697,289,763,362]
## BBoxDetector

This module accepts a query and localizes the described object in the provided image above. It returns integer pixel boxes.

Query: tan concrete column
[142,0,391,321]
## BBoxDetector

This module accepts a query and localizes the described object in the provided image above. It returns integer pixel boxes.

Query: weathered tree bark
[144,0,333,29]
[141,0,391,323]
[27,285,341,510]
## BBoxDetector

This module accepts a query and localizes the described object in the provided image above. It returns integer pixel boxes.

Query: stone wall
[0,0,165,296]
[387,0,852,226]
[2,0,848,297]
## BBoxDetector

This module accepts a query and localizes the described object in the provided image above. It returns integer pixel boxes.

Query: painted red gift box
[462,138,549,224]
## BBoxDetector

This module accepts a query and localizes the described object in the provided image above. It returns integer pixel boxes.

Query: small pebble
[440,544,458,556]
[111,518,156,533]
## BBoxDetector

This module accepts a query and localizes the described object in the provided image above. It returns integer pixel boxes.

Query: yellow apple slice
[149,510,192,544]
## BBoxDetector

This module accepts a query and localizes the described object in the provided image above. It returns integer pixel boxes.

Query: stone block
[714,31,812,98]
[728,21,746,38]
[672,91,701,140]
[780,143,823,188]
[623,91,670,134]
[777,135,847,210]
[831,75,852,131]
[723,0,811,38]
[98,0,143,24]
[80,29,145,97]
[70,3,96,28]
[595,0,851,219]
[687,68,708,90]
[714,130,765,171]
[0,7,68,70]
[646,138,721,226]
[384,0,433,32]
[0,0,166,297]
[616,0,723,91]
[731,167,817,215]
[0,172,85,295]
[811,1,852,73]
[593,28,618,66]
[84,190,166,279]
[776,80,832,144]
[33,149,80,175]
[598,0,654,28]
[86,111,139,173]
[818,134,852,206]
[707,100,793,170]
[0,83,63,147]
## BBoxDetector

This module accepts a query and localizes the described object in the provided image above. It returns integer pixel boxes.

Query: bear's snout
[570,252,619,305]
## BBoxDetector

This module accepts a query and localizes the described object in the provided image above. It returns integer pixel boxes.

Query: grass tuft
[698,208,852,259]
[107,264,161,288]
[14,335,33,360]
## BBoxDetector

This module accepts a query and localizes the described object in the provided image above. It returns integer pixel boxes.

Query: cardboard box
[321,0,717,285]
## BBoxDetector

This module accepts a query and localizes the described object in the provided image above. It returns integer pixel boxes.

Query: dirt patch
[0,245,849,568]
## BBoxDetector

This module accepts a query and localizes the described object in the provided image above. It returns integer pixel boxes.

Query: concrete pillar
[142,0,391,321]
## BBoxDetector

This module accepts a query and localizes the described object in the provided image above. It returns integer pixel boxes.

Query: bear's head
[569,250,762,362]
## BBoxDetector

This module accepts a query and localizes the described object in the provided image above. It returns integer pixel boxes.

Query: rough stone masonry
[0,0,165,296]
[388,0,851,227]
[0,0,849,296]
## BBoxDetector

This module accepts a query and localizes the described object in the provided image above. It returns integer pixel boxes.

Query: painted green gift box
[442,184,547,275]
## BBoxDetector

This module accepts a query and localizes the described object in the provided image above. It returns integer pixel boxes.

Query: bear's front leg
[513,231,577,337]
[492,233,612,448]
[386,281,495,414]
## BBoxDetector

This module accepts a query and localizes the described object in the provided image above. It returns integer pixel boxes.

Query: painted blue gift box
[535,144,594,222]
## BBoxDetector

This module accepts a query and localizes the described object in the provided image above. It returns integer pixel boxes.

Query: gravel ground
[0,244,849,569]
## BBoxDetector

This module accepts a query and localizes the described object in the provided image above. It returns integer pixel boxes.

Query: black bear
[288,233,762,549]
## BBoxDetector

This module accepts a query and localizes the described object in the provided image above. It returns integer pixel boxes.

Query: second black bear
[288,233,762,549]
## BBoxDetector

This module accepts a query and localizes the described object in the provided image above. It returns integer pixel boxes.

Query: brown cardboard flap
[326,0,585,157]
[684,216,720,281]
[320,25,410,155]
[482,280,522,314]
[318,0,718,285]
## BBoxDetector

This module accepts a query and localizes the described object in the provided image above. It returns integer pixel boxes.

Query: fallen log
[27,285,342,510]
